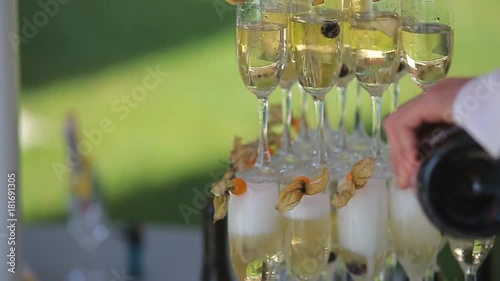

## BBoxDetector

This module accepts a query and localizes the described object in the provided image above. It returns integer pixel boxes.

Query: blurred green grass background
[19,0,500,279]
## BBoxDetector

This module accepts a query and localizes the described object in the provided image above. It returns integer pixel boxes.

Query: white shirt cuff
[452,69,500,159]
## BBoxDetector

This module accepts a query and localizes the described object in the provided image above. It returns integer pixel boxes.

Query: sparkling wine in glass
[448,236,496,281]
[290,0,343,171]
[231,1,287,279]
[228,181,283,281]
[388,183,443,281]
[235,0,286,185]
[282,179,331,281]
[337,177,390,281]
[401,0,454,91]
[348,4,401,161]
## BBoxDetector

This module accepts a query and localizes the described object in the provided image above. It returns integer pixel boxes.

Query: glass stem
[371,96,383,159]
[391,81,400,113]
[337,86,348,149]
[382,254,397,281]
[299,85,310,140]
[279,87,293,154]
[256,97,272,169]
[354,81,365,134]
[313,97,329,166]
[465,267,477,281]
[424,266,434,281]
[324,99,332,131]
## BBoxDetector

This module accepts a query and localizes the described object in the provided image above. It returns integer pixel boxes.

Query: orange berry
[246,158,256,169]
[295,176,311,186]
[292,118,301,132]
[345,172,352,181]
[231,178,247,195]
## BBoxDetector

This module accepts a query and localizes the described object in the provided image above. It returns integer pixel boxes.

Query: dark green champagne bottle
[200,200,232,281]
[416,123,500,239]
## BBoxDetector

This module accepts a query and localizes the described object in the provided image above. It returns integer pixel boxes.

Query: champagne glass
[399,1,453,278]
[337,176,390,281]
[347,0,401,162]
[401,0,454,91]
[381,59,407,162]
[448,236,496,281]
[281,168,332,281]
[65,117,109,281]
[334,0,355,154]
[235,0,286,176]
[290,0,343,170]
[334,56,355,153]
[388,183,443,281]
[228,180,284,281]
[275,2,300,170]
[349,82,371,157]
[292,84,314,162]
[230,1,287,280]
[317,180,343,281]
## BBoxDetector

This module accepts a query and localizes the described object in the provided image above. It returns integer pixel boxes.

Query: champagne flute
[230,1,287,280]
[448,236,496,281]
[347,0,401,162]
[334,0,355,154]
[235,0,286,176]
[290,0,343,170]
[281,168,332,281]
[292,84,314,162]
[286,0,342,279]
[381,59,407,163]
[334,57,355,153]
[400,2,454,279]
[65,117,109,281]
[275,3,300,170]
[349,82,371,157]
[388,183,443,281]
[339,1,400,279]
[337,176,390,281]
[400,0,454,92]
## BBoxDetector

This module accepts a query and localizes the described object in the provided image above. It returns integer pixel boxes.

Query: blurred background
[18,0,500,280]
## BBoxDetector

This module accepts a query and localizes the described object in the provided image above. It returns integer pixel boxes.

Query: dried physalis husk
[332,180,356,208]
[230,137,257,172]
[276,167,330,213]
[211,170,234,196]
[213,193,229,223]
[226,0,246,5]
[351,157,375,189]
[268,131,281,147]
[305,167,329,195]
[275,180,305,214]
[312,0,325,6]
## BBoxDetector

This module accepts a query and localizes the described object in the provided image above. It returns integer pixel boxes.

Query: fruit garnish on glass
[335,157,389,281]
[332,157,375,208]
[275,167,329,213]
